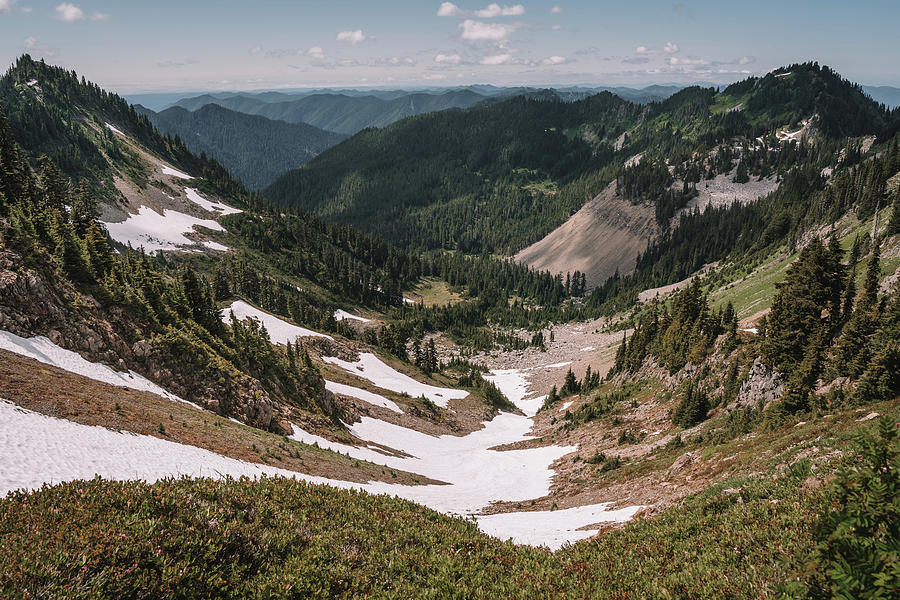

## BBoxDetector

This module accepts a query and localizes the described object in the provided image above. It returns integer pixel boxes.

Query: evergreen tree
[672,384,710,428]
[38,154,69,211]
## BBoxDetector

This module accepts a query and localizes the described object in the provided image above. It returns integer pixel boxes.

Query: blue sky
[0,1,898,93]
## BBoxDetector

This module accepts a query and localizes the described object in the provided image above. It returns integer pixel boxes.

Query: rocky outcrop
[730,358,784,410]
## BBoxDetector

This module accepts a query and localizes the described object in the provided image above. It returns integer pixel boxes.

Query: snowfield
[105,122,125,136]
[323,352,467,406]
[324,380,402,413]
[1,323,643,548]
[221,300,333,342]
[103,205,225,255]
[0,330,199,409]
[333,309,371,323]
[185,187,243,216]
[0,400,313,498]
[475,503,643,549]
[161,165,194,180]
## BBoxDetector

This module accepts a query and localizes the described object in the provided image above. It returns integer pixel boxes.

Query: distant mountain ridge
[166,85,681,135]
[169,89,488,135]
[137,103,347,189]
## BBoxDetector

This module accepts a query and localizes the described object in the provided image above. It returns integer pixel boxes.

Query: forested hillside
[266,92,640,253]
[172,89,488,135]
[139,103,347,189]
[267,63,896,258]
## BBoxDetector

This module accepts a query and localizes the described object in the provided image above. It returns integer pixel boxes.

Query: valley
[0,47,898,598]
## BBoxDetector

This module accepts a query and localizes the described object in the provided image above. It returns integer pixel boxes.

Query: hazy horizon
[1,1,898,96]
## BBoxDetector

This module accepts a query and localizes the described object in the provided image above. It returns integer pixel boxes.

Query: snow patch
[0,400,314,498]
[105,122,125,136]
[185,187,242,216]
[324,380,402,413]
[103,205,224,255]
[0,330,199,409]
[334,309,371,323]
[323,353,466,407]
[559,401,573,412]
[202,240,229,252]
[222,300,332,342]
[161,166,194,180]
[543,361,573,369]
[580,346,595,352]
[476,503,644,550]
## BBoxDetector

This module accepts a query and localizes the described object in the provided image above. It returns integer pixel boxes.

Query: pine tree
[861,238,881,311]
[886,189,900,236]
[69,182,99,236]
[38,155,70,212]
[672,384,710,428]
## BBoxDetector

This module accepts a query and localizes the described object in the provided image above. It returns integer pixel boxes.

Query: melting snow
[0,400,314,498]
[324,380,402,413]
[580,346,595,352]
[559,401,573,412]
[221,300,333,342]
[161,166,194,180]
[322,353,467,406]
[0,330,199,409]
[475,503,643,550]
[103,205,224,255]
[333,309,371,323]
[105,122,125,136]
[543,361,573,369]
[202,240,229,252]
[185,187,242,216]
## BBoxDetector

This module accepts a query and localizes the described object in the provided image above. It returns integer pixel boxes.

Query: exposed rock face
[731,358,784,410]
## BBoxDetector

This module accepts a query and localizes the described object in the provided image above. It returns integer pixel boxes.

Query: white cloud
[460,19,517,41]
[336,29,367,44]
[475,3,525,17]
[90,12,108,21]
[668,56,709,65]
[24,36,54,57]
[249,44,262,55]
[737,55,755,65]
[437,1,460,16]
[307,46,325,59]
[541,55,566,65]
[551,24,562,30]
[435,53,462,64]
[424,73,448,80]
[550,4,562,13]
[480,53,512,65]
[0,0,15,14]
[637,42,680,55]
[55,3,83,21]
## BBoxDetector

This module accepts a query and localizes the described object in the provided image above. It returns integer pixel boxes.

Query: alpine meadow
[0,1,898,598]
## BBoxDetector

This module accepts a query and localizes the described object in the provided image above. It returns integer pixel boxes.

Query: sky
[0,1,898,94]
